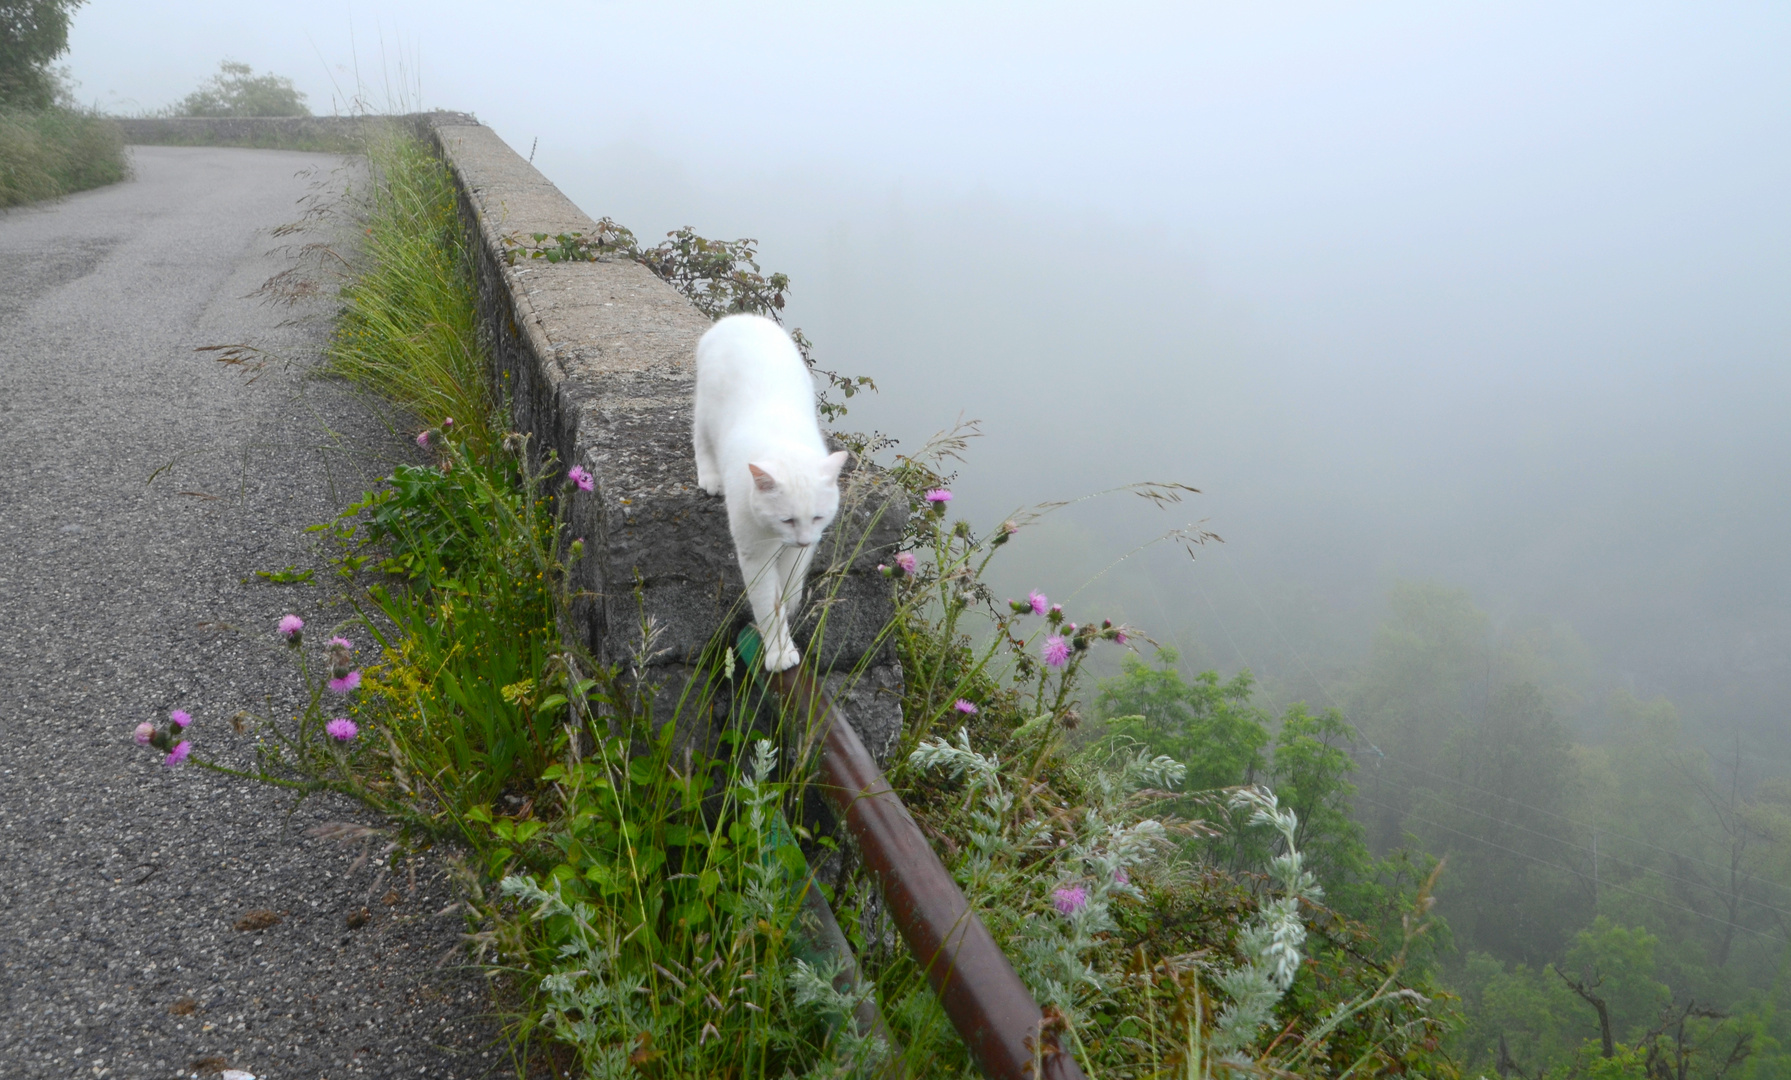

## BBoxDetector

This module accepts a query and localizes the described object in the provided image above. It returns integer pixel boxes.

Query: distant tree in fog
[166,60,308,118]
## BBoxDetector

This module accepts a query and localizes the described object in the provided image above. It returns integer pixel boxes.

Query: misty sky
[65,2,1791,752]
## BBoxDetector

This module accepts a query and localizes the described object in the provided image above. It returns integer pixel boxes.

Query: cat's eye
[781,517,796,526]
[812,516,823,522]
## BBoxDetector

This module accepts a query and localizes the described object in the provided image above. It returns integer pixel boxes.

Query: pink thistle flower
[416,430,430,449]
[894,551,917,575]
[327,670,362,694]
[133,722,155,745]
[567,465,594,492]
[1028,590,1048,616]
[924,489,952,504]
[164,741,191,768]
[1053,886,1088,915]
[325,718,359,742]
[953,699,978,715]
[170,709,191,729]
[328,636,353,651]
[1115,631,1129,645]
[1042,636,1071,668]
[442,417,454,430]
[278,614,304,639]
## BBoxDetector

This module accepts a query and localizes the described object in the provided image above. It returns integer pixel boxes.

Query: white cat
[693,314,849,672]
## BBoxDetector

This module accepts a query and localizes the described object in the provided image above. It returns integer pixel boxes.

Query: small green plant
[252,564,314,585]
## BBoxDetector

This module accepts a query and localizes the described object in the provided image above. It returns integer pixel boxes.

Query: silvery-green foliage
[907,726,1002,788]
[501,873,656,1080]
[909,728,1049,895]
[908,730,1178,1035]
[1209,786,1325,1060]
[738,739,787,923]
[787,958,886,1078]
[907,728,1334,1071]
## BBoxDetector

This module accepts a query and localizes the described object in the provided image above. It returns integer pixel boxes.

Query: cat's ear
[748,463,778,492]
[820,450,849,480]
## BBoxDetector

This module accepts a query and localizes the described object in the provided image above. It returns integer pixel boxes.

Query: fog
[68,1,1791,756]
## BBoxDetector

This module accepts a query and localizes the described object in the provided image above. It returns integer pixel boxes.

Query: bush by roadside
[0,105,127,207]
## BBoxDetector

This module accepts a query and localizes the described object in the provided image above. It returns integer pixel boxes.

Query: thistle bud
[569,538,586,561]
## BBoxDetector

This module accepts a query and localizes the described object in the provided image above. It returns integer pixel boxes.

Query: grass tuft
[325,124,493,452]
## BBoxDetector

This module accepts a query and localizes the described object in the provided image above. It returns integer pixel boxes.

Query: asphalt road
[0,147,504,1079]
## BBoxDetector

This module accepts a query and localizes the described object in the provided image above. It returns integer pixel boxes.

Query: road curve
[0,147,502,1079]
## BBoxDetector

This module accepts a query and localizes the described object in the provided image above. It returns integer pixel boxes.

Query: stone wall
[420,116,908,760]
[117,115,373,152]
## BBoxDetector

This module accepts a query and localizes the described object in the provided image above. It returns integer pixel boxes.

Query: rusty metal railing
[770,665,1088,1080]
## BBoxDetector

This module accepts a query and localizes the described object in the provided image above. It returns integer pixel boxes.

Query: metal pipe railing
[771,666,1088,1080]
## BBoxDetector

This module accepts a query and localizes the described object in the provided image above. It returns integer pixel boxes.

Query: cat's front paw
[762,639,801,672]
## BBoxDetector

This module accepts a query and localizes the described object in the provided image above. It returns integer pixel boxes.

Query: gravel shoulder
[0,146,505,1080]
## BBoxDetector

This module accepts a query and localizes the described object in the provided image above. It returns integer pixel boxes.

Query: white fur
[693,314,849,671]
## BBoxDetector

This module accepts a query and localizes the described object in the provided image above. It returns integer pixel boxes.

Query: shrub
[0,105,127,207]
